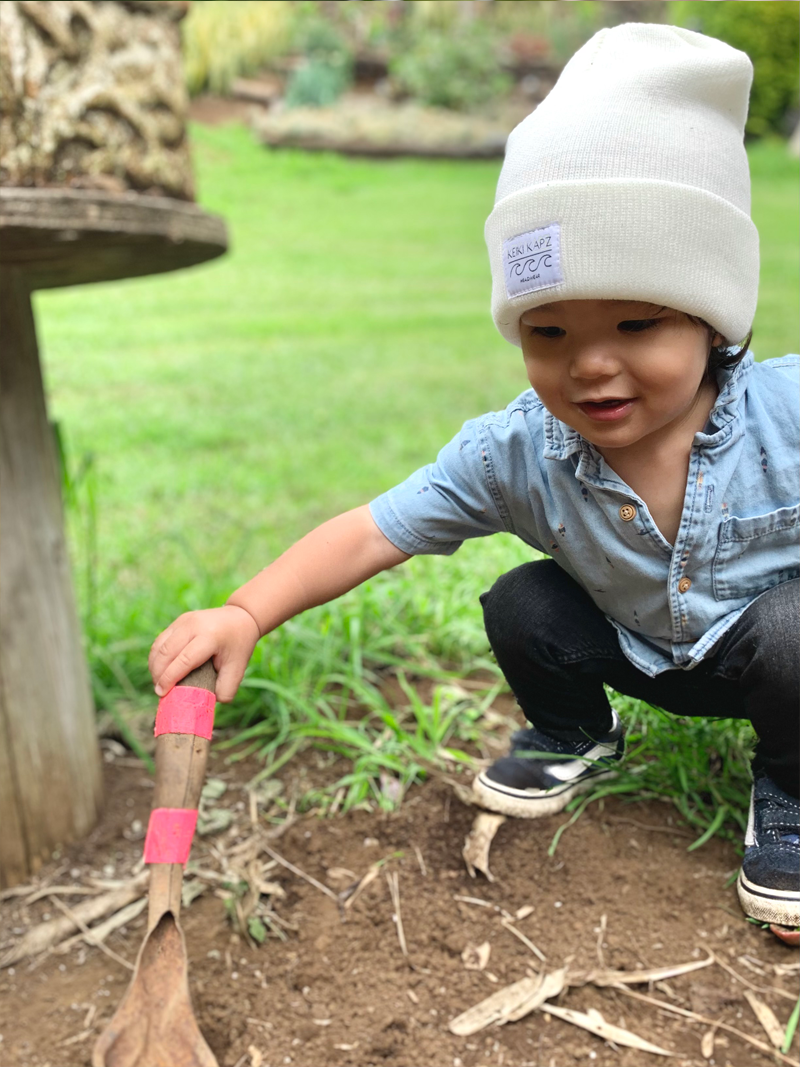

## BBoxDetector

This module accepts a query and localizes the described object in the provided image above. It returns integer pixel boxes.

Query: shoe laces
[756,786,800,845]
[509,727,599,758]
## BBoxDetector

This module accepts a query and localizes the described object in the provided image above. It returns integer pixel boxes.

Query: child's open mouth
[576,398,635,422]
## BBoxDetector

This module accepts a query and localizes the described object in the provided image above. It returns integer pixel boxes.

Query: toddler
[150,25,799,932]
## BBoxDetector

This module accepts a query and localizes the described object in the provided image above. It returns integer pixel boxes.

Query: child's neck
[595,377,718,547]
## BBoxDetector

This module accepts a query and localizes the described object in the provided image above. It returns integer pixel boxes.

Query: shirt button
[678,577,692,593]
[619,504,637,522]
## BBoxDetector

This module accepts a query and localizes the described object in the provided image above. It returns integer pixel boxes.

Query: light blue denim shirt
[370,353,800,677]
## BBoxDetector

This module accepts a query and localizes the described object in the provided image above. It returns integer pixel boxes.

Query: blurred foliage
[671,1,800,137]
[285,57,352,108]
[491,0,622,65]
[181,0,798,134]
[285,6,354,108]
[182,0,290,96]
[390,23,512,112]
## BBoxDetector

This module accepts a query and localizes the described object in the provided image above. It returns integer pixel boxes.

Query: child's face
[519,299,717,453]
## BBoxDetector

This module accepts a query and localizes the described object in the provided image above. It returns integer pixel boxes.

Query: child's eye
[618,319,660,333]
[530,326,565,338]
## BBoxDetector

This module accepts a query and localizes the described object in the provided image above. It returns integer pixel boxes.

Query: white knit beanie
[485,23,758,347]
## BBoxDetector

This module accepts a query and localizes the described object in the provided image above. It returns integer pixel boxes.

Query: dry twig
[386,871,408,958]
[711,950,796,1003]
[23,885,101,906]
[611,982,797,1065]
[413,844,427,877]
[572,955,713,988]
[263,845,339,904]
[340,863,381,910]
[56,897,147,955]
[0,875,147,967]
[48,896,134,971]
[500,918,547,962]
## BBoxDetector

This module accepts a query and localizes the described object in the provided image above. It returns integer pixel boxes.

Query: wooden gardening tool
[93,661,219,1067]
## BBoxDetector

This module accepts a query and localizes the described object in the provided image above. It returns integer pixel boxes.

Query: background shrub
[182,0,290,96]
[390,27,512,112]
[671,1,800,137]
[285,11,353,108]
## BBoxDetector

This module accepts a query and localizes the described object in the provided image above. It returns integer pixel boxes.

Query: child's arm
[148,505,411,702]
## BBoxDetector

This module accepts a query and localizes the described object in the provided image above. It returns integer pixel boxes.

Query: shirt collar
[542,350,754,461]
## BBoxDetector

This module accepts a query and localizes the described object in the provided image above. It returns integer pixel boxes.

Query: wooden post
[0,0,228,890]
[0,266,102,887]
[0,191,227,889]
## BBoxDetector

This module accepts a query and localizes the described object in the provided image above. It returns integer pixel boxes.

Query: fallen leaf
[251,779,283,806]
[201,778,227,800]
[449,968,567,1036]
[462,941,491,971]
[341,863,381,909]
[541,1002,673,1056]
[576,956,713,988]
[743,989,785,1048]
[257,880,286,899]
[700,1028,716,1059]
[325,867,357,888]
[196,807,234,836]
[463,812,506,881]
[181,879,207,908]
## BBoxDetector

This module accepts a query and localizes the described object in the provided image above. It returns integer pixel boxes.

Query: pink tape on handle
[143,808,198,866]
[154,685,215,740]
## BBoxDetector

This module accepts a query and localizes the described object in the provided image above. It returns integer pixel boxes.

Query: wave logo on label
[502,223,563,299]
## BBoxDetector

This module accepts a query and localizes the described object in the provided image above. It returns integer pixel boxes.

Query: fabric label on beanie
[503,224,563,300]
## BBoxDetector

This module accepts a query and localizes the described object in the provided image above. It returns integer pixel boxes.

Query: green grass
[37,126,798,837]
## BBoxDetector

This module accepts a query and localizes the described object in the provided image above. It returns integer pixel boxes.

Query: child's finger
[148,619,183,679]
[213,658,245,704]
[153,637,213,696]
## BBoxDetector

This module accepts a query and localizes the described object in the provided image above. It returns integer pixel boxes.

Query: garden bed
[250,94,533,159]
[1,738,797,1067]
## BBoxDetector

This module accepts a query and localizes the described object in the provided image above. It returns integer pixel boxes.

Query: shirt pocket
[712,504,800,601]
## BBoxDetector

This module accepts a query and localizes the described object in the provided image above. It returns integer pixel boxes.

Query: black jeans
[481,561,799,798]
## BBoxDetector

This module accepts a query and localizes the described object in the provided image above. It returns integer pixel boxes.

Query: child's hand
[149,605,261,703]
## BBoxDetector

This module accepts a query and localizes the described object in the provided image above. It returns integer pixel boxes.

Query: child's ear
[711,332,725,349]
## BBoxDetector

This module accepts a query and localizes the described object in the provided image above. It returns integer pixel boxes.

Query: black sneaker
[737,775,800,928]
[472,710,625,818]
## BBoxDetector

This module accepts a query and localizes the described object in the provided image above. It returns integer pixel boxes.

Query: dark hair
[686,314,752,379]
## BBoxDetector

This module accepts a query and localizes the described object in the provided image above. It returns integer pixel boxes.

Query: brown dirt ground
[1,739,798,1067]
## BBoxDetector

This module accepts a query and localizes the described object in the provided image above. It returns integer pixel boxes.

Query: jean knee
[481,560,562,650]
[741,579,799,647]
[721,579,799,697]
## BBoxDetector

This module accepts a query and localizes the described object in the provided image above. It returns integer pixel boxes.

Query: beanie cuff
[485,178,758,347]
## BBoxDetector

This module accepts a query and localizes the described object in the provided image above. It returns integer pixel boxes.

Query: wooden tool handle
[147,660,217,930]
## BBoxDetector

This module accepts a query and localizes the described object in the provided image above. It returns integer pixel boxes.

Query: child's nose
[568,344,621,379]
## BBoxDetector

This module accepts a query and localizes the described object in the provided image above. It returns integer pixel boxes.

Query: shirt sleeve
[369,417,510,555]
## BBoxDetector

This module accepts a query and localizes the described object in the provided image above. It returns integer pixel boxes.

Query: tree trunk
[0,266,102,888]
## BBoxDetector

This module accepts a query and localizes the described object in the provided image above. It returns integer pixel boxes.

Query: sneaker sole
[471,767,618,819]
[737,870,800,928]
